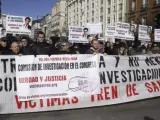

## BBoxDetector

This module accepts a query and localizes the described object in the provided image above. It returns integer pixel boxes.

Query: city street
[0,97,160,120]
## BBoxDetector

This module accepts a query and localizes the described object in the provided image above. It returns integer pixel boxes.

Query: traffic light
[154,14,160,28]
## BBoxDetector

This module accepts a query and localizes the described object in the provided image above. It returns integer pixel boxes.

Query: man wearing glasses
[30,31,51,55]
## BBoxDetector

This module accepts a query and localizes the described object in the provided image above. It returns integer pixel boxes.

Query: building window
[92,11,94,16]
[92,3,94,8]
[143,0,148,5]
[141,16,147,25]
[101,0,103,4]
[107,17,110,23]
[108,8,110,14]
[113,16,115,22]
[100,16,103,22]
[92,18,94,23]
[131,19,134,24]
[113,6,116,12]
[108,0,110,5]
[132,0,136,10]
[119,3,122,10]
[100,7,103,13]
[119,14,122,22]
[157,0,160,3]
[87,6,89,10]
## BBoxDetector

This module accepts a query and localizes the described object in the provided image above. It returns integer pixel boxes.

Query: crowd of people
[0,31,159,56]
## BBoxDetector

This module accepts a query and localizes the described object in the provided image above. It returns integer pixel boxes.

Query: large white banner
[105,26,116,39]
[138,25,152,41]
[154,29,160,42]
[68,26,88,43]
[115,22,135,41]
[1,55,160,114]
[15,55,100,101]
[6,15,32,35]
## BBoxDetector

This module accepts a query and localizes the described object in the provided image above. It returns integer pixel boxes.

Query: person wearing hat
[0,37,10,55]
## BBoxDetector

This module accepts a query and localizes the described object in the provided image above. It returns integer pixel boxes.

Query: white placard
[69,26,88,43]
[105,26,116,38]
[6,15,32,35]
[155,29,160,42]
[138,25,152,41]
[115,22,135,41]
[86,23,102,34]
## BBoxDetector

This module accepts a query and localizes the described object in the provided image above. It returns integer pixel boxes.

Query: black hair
[20,36,28,41]
[25,17,31,21]
[83,28,88,31]
[1,28,6,31]
[0,37,7,41]
[91,39,99,44]
[37,31,45,37]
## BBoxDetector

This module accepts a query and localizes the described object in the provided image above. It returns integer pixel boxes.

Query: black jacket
[0,46,11,55]
[20,46,31,55]
[85,47,100,54]
[30,42,51,55]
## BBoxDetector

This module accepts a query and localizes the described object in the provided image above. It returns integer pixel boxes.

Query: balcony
[141,4,148,11]
[152,1,160,9]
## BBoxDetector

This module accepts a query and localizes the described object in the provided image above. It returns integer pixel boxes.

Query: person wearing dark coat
[19,37,31,55]
[30,31,51,55]
[0,37,11,55]
[57,41,76,54]
[5,41,23,55]
[86,39,101,54]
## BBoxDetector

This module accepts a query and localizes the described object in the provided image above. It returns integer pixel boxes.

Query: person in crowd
[7,41,23,55]
[0,37,11,55]
[105,41,113,55]
[49,36,60,55]
[57,40,76,54]
[139,44,147,55]
[30,31,51,55]
[20,37,31,55]
[147,42,153,54]
[70,43,80,54]
[151,43,160,54]
[112,39,121,55]
[117,42,127,56]
[85,39,101,54]
[99,41,105,54]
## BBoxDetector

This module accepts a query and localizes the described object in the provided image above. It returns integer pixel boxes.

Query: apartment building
[51,0,66,36]
[66,0,127,26]
[128,0,160,26]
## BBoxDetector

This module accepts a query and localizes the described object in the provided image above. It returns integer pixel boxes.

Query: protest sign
[115,22,134,40]
[0,55,160,114]
[138,25,152,41]
[86,23,102,34]
[15,55,100,101]
[154,29,160,42]
[105,26,116,39]
[6,15,32,35]
[69,26,88,43]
